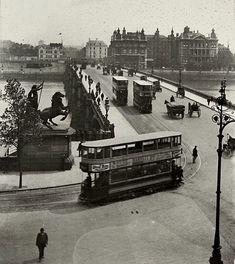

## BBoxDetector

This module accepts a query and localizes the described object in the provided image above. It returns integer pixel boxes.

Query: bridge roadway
[0,66,234,264]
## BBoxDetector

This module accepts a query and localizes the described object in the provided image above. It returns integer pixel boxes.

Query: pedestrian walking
[97,97,100,106]
[85,75,87,81]
[36,228,48,262]
[101,93,104,101]
[207,98,210,106]
[192,146,198,163]
[170,95,175,102]
[77,141,82,157]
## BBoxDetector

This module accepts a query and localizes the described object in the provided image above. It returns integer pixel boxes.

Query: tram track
[0,183,81,212]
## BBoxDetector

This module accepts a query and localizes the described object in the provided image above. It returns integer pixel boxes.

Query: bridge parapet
[63,65,115,141]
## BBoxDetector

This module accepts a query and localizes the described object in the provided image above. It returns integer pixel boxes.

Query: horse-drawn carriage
[165,100,185,119]
[128,68,134,76]
[223,134,235,156]
[103,67,109,75]
[176,85,185,97]
[188,102,201,117]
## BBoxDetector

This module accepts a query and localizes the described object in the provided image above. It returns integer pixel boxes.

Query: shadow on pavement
[22,258,39,264]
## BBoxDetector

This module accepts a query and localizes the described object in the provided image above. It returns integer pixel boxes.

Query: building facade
[147,26,219,70]
[38,43,64,61]
[85,39,107,63]
[179,26,218,70]
[109,27,147,69]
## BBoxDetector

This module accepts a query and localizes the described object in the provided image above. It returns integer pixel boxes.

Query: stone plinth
[21,125,75,171]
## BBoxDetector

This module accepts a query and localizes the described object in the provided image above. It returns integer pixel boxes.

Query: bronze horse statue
[40,92,70,127]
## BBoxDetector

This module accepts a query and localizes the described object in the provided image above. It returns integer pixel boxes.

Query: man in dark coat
[36,228,48,261]
[192,146,198,163]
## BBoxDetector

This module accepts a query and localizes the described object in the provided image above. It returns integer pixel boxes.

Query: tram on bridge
[112,76,128,106]
[133,80,153,113]
[79,131,183,203]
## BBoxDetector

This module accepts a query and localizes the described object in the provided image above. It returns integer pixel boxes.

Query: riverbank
[0,61,65,81]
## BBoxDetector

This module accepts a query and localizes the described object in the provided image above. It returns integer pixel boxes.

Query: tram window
[104,147,111,158]
[157,138,171,149]
[88,148,95,159]
[111,168,126,183]
[173,136,181,146]
[127,143,140,154]
[143,140,155,151]
[127,165,142,179]
[157,161,171,173]
[96,148,103,159]
[112,145,126,157]
[82,147,88,158]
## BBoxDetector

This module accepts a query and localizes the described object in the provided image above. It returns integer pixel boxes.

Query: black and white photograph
[0,0,235,263]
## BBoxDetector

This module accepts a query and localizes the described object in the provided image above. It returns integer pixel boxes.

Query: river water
[182,79,235,103]
[0,80,66,114]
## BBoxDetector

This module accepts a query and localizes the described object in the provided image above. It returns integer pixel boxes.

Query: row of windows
[115,48,145,54]
[82,136,181,159]
[111,160,171,183]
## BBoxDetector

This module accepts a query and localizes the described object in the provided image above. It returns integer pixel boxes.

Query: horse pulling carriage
[188,102,201,117]
[165,100,185,119]
[223,134,235,156]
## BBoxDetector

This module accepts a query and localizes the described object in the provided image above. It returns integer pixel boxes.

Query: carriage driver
[28,82,44,110]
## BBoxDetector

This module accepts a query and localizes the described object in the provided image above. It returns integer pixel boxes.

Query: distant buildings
[146,26,219,70]
[85,39,107,63]
[107,26,229,71]
[108,27,147,69]
[38,43,64,61]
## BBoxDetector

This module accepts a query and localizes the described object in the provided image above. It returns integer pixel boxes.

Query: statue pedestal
[21,125,75,171]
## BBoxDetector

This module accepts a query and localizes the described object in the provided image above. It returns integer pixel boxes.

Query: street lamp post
[104,97,110,120]
[209,79,235,264]
[179,67,182,88]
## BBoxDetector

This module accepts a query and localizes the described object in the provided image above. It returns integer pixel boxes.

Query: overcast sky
[1,0,235,51]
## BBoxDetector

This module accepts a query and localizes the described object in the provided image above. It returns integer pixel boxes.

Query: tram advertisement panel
[111,152,172,169]
[91,163,110,172]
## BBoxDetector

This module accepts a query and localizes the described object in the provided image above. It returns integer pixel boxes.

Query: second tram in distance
[112,76,128,106]
[133,80,153,113]
[79,131,183,203]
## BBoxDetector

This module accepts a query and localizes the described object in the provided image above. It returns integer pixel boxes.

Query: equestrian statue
[40,92,70,127]
[27,82,70,128]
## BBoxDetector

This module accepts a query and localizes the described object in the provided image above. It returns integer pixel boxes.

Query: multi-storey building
[147,28,180,69]
[147,26,218,70]
[38,43,64,61]
[85,39,107,63]
[179,26,218,70]
[109,27,147,69]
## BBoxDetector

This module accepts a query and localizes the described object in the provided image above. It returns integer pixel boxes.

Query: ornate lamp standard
[209,79,235,264]
[104,97,110,120]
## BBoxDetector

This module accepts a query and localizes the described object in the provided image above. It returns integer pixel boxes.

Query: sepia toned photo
[0,0,235,263]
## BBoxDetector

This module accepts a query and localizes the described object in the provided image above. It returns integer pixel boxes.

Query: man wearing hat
[36,227,48,261]
[28,82,44,110]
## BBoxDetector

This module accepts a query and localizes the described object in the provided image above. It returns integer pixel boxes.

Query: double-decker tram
[79,131,183,203]
[112,76,128,106]
[133,80,153,113]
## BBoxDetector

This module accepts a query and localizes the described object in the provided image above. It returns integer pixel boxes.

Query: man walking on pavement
[192,146,198,163]
[36,228,48,262]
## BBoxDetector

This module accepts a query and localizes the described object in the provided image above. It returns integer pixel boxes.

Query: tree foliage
[0,79,42,149]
